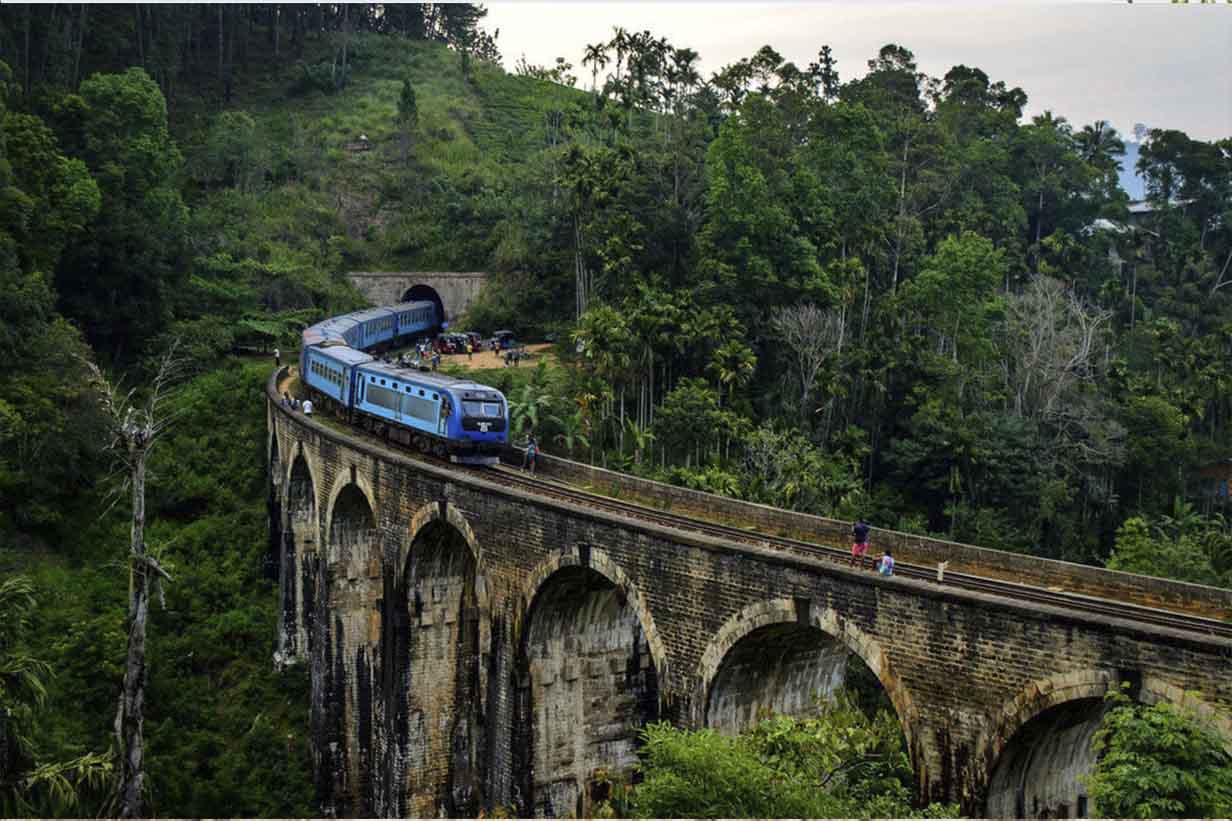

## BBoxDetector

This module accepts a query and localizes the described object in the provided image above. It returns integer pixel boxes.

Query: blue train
[298,301,508,465]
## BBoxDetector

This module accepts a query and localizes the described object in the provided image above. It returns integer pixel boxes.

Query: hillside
[176,33,589,272]
[1,7,1230,815]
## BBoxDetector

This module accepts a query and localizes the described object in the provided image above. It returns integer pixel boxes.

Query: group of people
[281,392,313,416]
[394,343,442,371]
[850,519,894,576]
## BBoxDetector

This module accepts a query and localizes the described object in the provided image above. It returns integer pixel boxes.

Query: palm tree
[581,42,610,95]
[508,362,556,435]
[551,404,592,458]
[623,415,655,466]
[0,576,112,815]
[707,340,757,405]
[609,26,630,83]
[1077,120,1125,172]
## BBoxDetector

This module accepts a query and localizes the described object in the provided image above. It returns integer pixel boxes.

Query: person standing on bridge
[302,398,313,416]
[851,518,871,570]
[522,433,538,475]
[274,347,281,368]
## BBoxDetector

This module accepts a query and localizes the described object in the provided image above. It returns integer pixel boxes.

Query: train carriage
[352,363,506,464]
[348,307,398,350]
[298,301,506,465]
[302,345,374,409]
[389,300,438,339]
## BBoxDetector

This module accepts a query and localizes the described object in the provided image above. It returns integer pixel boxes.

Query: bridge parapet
[511,448,1232,622]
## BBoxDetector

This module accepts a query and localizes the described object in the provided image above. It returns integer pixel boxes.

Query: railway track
[276,373,1232,642]
[470,463,1232,641]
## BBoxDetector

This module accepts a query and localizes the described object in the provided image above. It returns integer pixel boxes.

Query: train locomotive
[298,300,508,465]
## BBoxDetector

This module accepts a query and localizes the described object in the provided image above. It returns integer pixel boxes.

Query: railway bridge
[266,371,1232,819]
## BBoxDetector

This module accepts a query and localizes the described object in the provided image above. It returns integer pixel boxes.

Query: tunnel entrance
[518,565,659,818]
[382,520,481,818]
[402,285,447,327]
[985,698,1107,819]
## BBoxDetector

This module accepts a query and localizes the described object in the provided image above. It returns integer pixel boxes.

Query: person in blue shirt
[877,548,895,577]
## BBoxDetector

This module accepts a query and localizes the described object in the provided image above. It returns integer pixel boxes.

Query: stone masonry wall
[347,272,489,320]
[270,380,1232,817]
[508,448,1232,622]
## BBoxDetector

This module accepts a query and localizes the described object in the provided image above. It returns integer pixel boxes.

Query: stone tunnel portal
[517,565,660,818]
[403,285,447,329]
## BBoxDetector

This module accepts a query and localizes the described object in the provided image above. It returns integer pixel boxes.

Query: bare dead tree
[771,303,847,425]
[82,345,182,819]
[1001,277,1124,471]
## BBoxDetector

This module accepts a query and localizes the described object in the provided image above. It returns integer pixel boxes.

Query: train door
[438,393,450,435]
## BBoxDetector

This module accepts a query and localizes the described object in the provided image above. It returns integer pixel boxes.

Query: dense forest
[0,2,1229,816]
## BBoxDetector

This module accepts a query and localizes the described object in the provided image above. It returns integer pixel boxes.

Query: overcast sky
[483,1,1231,142]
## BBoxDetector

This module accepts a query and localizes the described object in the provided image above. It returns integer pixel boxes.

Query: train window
[463,401,503,418]
[418,390,424,396]
[405,386,412,392]
[380,379,386,386]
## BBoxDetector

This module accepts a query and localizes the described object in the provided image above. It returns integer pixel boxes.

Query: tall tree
[54,68,187,362]
[84,346,180,818]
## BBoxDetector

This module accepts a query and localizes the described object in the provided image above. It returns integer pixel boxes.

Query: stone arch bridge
[267,374,1232,818]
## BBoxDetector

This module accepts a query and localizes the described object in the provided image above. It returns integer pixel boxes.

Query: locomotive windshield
[462,401,503,418]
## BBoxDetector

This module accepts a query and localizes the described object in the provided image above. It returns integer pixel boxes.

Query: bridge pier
[269,388,1232,818]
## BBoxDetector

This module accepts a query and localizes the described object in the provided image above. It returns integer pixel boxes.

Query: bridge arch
[978,669,1232,817]
[398,501,485,601]
[515,545,667,677]
[402,284,446,327]
[979,668,1232,776]
[380,501,487,817]
[515,546,664,818]
[694,599,918,751]
[281,439,324,513]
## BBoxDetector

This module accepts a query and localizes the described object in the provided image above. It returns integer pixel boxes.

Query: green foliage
[0,571,113,816]
[397,77,419,129]
[55,68,188,361]
[1086,686,1232,818]
[738,425,864,516]
[628,693,958,819]
[16,361,315,817]
[1108,506,1232,588]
